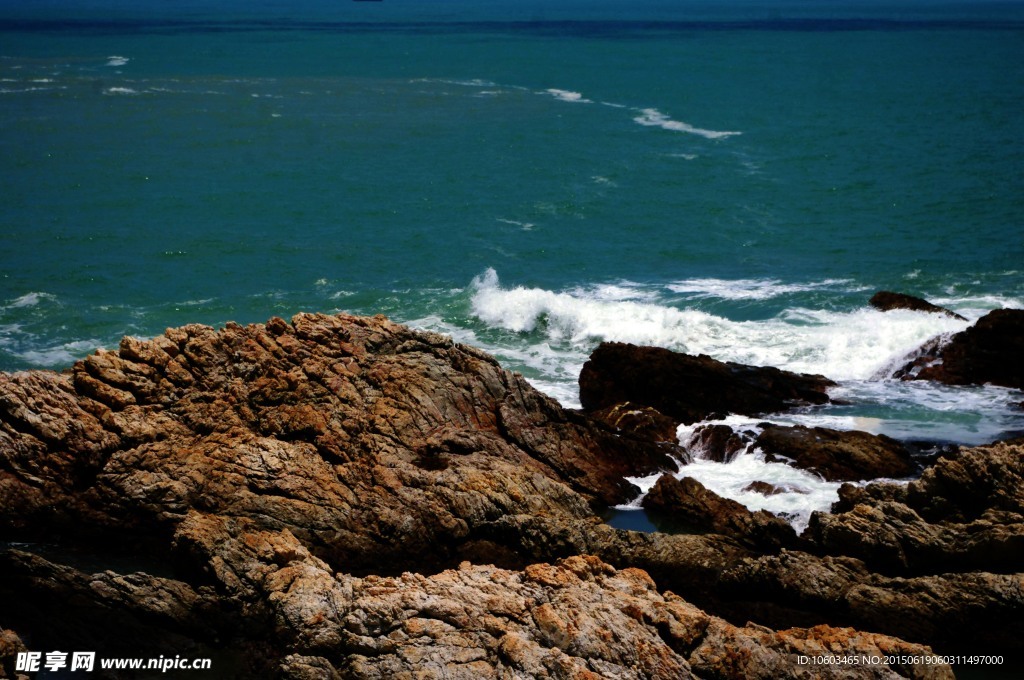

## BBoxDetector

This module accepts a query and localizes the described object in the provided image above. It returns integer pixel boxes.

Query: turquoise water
[3,2,1023,459]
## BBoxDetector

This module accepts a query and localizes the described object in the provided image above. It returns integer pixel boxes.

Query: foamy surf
[464,269,1024,529]
[633,108,741,139]
[543,88,592,103]
[469,268,970,381]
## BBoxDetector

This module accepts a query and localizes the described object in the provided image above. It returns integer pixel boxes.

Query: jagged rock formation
[869,291,966,321]
[0,313,676,575]
[1,516,953,680]
[805,439,1024,574]
[578,342,834,425]
[910,308,1024,388]
[2,313,1015,677]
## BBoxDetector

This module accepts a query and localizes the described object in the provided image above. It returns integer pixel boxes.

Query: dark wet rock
[587,402,679,442]
[579,343,834,424]
[683,423,751,462]
[743,481,793,496]
[755,425,916,482]
[869,291,967,320]
[911,308,1024,388]
[641,475,798,552]
[586,402,687,466]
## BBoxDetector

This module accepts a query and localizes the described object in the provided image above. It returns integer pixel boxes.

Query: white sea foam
[425,78,498,88]
[16,340,101,368]
[929,294,1022,321]
[619,455,844,534]
[0,87,60,94]
[106,56,129,67]
[544,88,592,103]
[612,416,855,532]
[5,292,57,309]
[469,269,968,382]
[633,108,741,139]
[667,277,862,301]
[103,87,138,96]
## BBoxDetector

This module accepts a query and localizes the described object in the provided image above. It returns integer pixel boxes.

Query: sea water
[2,0,1023,527]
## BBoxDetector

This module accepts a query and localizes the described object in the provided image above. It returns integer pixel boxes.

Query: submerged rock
[869,291,967,320]
[578,342,834,424]
[684,423,751,462]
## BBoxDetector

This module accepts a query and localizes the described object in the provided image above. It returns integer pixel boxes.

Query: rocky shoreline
[1,305,1022,678]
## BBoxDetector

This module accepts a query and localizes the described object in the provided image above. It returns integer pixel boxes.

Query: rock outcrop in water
[908,308,1024,389]
[641,475,798,552]
[2,313,1018,677]
[755,425,917,482]
[869,291,966,321]
[681,422,918,482]
[578,342,835,424]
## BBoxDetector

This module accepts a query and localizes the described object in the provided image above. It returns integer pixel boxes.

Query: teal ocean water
[3,1,1024,523]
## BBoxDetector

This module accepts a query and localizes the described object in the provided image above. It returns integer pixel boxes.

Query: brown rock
[743,481,793,496]
[720,549,1024,656]
[908,309,1024,388]
[170,516,955,679]
[0,313,679,574]
[641,475,797,551]
[578,343,834,424]
[806,440,1024,574]
[0,312,1019,669]
[755,425,916,482]
[869,291,967,320]
[1,629,29,680]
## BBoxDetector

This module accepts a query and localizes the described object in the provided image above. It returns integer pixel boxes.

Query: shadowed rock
[0,515,954,679]
[869,291,966,320]
[911,308,1024,388]
[641,475,798,552]
[579,343,834,424]
[756,425,916,482]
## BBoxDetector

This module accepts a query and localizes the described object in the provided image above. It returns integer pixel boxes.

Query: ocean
[2,0,1023,529]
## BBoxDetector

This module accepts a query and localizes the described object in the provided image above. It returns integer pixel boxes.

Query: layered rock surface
[0,313,676,575]
[1,313,1013,677]
[1,513,951,680]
